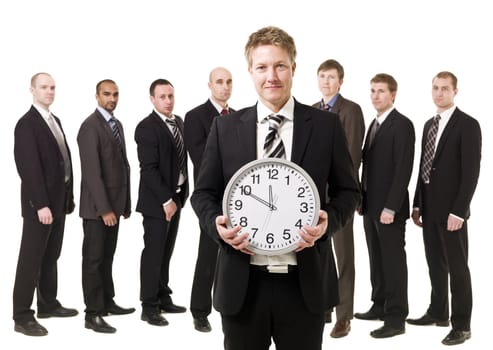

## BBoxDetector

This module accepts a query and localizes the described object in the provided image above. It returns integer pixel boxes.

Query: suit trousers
[82,218,119,316]
[190,222,218,318]
[363,215,408,327]
[221,267,325,350]
[330,215,355,320]
[422,216,472,331]
[13,215,65,322]
[140,210,181,310]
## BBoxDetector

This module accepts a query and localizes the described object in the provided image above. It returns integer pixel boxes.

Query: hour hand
[247,192,277,210]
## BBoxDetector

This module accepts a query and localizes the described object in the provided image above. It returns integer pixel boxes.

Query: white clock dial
[223,158,320,255]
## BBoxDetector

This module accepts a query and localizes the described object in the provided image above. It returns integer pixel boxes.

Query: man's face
[432,77,457,111]
[31,74,55,110]
[370,82,396,115]
[248,44,295,112]
[150,84,175,117]
[96,82,119,113]
[209,68,232,105]
[317,68,342,99]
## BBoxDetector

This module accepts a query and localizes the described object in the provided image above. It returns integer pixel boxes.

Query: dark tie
[221,108,229,115]
[368,120,380,147]
[263,114,285,159]
[108,117,122,147]
[421,114,441,183]
[166,118,187,176]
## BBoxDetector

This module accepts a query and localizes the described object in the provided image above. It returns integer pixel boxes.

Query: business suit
[135,111,189,312]
[13,106,74,323]
[413,108,481,331]
[312,95,365,321]
[361,108,414,328]
[191,100,359,347]
[184,99,235,320]
[77,109,131,317]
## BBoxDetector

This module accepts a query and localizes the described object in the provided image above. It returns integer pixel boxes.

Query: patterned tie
[263,114,285,159]
[47,114,71,181]
[421,114,441,183]
[166,118,187,176]
[108,117,122,147]
[221,108,229,115]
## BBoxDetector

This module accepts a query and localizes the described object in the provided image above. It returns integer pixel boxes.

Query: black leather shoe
[193,317,212,332]
[354,307,384,321]
[406,313,449,327]
[160,303,186,313]
[85,316,116,334]
[14,320,48,336]
[442,329,471,345]
[38,306,78,318]
[102,304,136,316]
[141,311,169,326]
[370,325,405,338]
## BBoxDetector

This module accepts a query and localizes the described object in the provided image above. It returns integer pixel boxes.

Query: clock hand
[269,185,273,210]
[247,192,278,210]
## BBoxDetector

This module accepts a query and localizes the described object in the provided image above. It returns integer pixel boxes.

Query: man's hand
[447,215,464,231]
[163,200,177,222]
[102,211,118,226]
[412,209,423,227]
[296,210,328,252]
[37,207,53,225]
[216,215,253,255]
[380,210,394,225]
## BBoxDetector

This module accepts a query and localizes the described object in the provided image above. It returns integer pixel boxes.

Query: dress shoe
[159,303,186,313]
[85,315,116,334]
[38,305,78,318]
[354,307,384,321]
[102,304,136,316]
[324,310,332,323]
[141,311,169,326]
[14,319,48,336]
[370,324,405,338]
[330,319,351,338]
[406,313,449,327]
[193,317,212,332]
[441,329,471,345]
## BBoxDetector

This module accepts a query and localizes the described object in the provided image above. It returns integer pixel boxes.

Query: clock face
[223,158,320,256]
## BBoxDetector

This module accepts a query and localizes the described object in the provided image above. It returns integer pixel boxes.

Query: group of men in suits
[13,27,481,348]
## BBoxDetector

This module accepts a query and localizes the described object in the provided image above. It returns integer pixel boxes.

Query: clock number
[297,187,306,198]
[251,174,260,184]
[251,227,258,238]
[295,219,303,229]
[239,217,248,227]
[267,168,279,179]
[266,233,274,244]
[240,185,251,195]
[283,229,291,240]
[234,200,243,210]
[300,202,308,213]
[285,175,290,186]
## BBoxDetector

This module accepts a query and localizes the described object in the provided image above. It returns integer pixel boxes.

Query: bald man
[184,67,235,332]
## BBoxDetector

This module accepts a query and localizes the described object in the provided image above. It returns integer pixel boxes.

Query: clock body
[222,158,320,256]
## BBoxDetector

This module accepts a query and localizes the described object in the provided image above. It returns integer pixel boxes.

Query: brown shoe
[330,320,351,338]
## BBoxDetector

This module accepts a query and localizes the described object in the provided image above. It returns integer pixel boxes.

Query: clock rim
[222,158,321,256]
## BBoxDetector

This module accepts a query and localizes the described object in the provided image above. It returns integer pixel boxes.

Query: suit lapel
[434,109,459,160]
[291,102,313,164]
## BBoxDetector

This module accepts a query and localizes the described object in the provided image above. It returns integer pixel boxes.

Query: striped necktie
[421,114,441,183]
[263,114,285,159]
[166,118,187,176]
[108,117,122,147]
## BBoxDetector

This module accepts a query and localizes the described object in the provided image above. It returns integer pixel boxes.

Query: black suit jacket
[184,99,235,181]
[77,109,131,219]
[135,111,189,218]
[361,108,415,220]
[14,105,74,220]
[413,108,481,221]
[191,100,359,315]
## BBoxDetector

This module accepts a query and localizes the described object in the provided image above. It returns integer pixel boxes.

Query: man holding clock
[191,26,359,350]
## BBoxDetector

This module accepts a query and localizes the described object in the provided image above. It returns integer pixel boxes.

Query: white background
[0,1,491,349]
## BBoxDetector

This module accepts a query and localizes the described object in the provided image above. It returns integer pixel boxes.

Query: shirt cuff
[163,198,173,207]
[383,208,395,216]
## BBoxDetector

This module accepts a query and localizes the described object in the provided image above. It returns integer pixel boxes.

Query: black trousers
[190,222,218,318]
[140,210,181,311]
[221,267,324,350]
[13,215,65,322]
[82,218,119,317]
[363,215,409,327]
[422,218,472,331]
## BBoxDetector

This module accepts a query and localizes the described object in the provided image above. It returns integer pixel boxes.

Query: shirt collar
[33,103,51,121]
[154,109,174,121]
[321,93,340,110]
[436,105,456,124]
[256,96,295,123]
[376,106,394,124]
[209,98,227,114]
[97,106,113,122]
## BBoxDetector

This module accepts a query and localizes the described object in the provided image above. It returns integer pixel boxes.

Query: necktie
[108,117,122,147]
[47,114,71,182]
[368,120,380,147]
[325,103,331,111]
[221,108,229,115]
[263,114,285,159]
[421,114,441,183]
[166,118,187,176]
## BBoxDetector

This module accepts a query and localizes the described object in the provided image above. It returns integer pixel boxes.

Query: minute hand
[247,192,278,210]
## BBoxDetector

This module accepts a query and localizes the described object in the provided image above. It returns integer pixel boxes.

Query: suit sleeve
[339,103,365,173]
